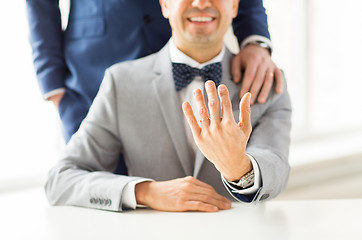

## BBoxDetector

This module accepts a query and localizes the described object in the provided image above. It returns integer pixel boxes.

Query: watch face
[240,170,255,188]
[241,177,254,188]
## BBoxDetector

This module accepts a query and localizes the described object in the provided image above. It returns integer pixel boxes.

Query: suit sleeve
[232,0,271,45]
[246,78,292,202]
[26,0,67,96]
[45,69,149,212]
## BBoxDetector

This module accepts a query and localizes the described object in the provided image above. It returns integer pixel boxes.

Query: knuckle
[176,199,185,209]
[224,101,232,109]
[198,107,206,115]
[178,191,187,199]
[195,202,203,209]
[188,118,195,125]
[212,122,221,130]
[223,119,234,128]
[184,176,194,182]
[260,57,268,65]
[201,195,212,203]
[181,182,192,191]
[251,54,261,62]
[209,99,216,108]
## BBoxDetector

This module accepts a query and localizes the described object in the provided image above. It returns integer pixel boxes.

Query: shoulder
[108,53,158,78]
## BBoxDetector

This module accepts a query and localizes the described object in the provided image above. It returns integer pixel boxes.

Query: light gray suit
[45,42,292,211]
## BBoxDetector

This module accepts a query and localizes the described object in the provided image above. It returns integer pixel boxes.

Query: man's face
[160,0,239,47]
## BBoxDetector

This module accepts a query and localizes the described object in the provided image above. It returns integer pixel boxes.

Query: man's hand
[48,92,65,109]
[182,81,252,181]
[135,176,231,212]
[232,44,283,104]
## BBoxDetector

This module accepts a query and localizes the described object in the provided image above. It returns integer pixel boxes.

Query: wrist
[223,155,253,182]
[135,181,153,206]
[245,41,271,56]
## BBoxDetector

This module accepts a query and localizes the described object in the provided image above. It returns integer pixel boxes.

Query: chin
[186,33,216,45]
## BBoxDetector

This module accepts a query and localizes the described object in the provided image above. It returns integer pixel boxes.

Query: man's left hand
[231,44,283,104]
[182,81,253,181]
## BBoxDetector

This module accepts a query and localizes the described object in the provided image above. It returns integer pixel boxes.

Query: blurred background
[0,0,361,200]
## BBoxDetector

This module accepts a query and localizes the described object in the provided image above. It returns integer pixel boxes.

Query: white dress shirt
[121,39,261,210]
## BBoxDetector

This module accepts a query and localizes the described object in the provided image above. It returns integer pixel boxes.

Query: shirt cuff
[240,35,273,53]
[43,88,66,100]
[221,153,261,195]
[120,178,154,210]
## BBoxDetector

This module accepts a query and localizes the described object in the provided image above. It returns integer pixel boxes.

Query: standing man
[26,0,282,143]
[45,0,292,212]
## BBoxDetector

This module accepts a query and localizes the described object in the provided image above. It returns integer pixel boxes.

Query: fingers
[274,68,284,94]
[238,92,252,134]
[218,84,234,122]
[182,102,201,137]
[205,81,220,124]
[183,201,220,212]
[181,177,231,211]
[257,68,274,104]
[231,55,242,83]
[193,88,210,127]
[249,64,268,104]
[240,61,257,99]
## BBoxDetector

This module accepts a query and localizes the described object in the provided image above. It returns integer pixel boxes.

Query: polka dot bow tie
[172,62,222,91]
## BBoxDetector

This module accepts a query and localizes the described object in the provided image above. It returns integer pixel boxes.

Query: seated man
[45,0,292,212]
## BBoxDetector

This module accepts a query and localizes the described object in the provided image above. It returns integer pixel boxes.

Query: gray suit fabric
[45,42,292,211]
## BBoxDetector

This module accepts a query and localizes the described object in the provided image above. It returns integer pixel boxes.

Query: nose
[192,0,212,10]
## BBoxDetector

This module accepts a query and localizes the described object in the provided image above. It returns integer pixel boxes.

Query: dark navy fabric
[225,184,256,203]
[172,62,222,91]
[26,0,270,142]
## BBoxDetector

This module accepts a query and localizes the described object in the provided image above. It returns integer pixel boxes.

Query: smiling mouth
[187,16,215,23]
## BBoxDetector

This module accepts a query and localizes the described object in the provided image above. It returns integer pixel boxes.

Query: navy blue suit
[26,0,270,142]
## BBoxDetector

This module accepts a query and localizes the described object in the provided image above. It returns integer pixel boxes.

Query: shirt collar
[169,38,225,69]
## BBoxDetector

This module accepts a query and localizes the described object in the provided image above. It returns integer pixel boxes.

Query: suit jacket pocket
[65,17,105,39]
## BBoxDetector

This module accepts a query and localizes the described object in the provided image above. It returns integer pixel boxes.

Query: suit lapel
[220,49,239,104]
[152,43,194,176]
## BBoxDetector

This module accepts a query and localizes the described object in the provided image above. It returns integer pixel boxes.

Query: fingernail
[224,201,231,208]
[193,89,201,96]
[219,85,226,93]
[206,81,214,88]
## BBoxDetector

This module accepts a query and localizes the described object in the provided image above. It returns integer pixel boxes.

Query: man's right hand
[135,176,231,212]
[48,92,65,109]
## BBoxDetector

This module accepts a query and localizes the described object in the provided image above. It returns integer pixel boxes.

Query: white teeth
[189,17,213,22]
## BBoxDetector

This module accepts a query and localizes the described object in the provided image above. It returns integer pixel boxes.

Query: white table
[1,187,361,240]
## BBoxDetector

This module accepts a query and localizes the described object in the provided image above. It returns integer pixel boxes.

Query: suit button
[143,15,152,24]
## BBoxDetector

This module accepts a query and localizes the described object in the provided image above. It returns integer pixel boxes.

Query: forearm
[45,161,145,211]
[26,0,66,95]
[232,0,270,45]
[246,79,292,199]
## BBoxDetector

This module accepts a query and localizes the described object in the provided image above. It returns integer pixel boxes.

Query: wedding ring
[200,117,210,123]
